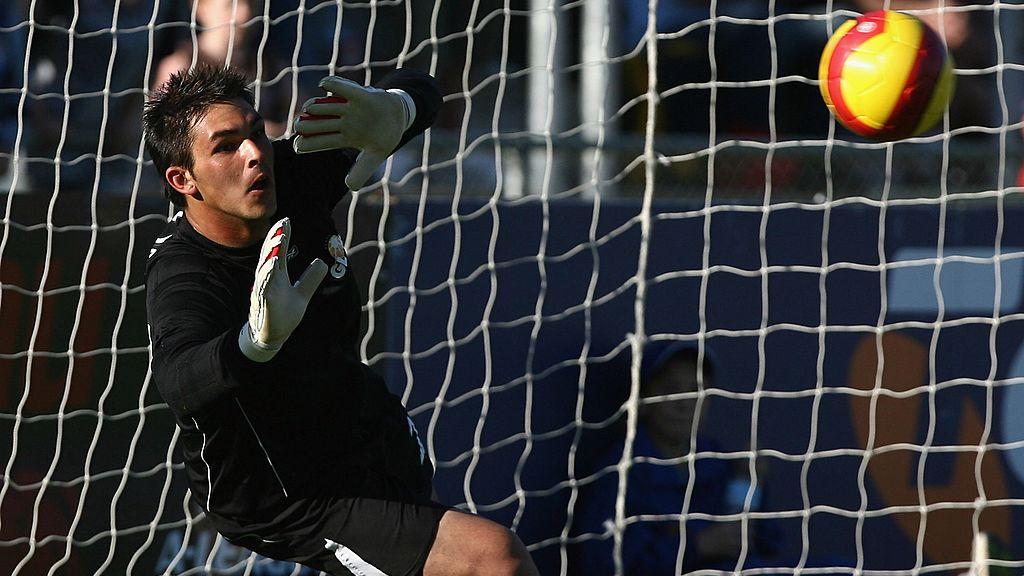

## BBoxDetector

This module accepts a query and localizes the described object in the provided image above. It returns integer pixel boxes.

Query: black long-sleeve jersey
[145,70,441,527]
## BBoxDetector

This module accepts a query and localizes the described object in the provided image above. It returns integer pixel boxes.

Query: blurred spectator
[618,0,835,139]
[849,1,1002,195]
[154,0,291,137]
[0,0,25,182]
[570,342,780,574]
[619,0,712,136]
[22,0,181,195]
[619,0,997,139]
[853,0,999,132]
[262,0,370,86]
[854,0,969,51]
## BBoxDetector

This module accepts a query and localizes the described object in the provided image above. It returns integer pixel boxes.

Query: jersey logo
[326,235,348,279]
[149,234,173,258]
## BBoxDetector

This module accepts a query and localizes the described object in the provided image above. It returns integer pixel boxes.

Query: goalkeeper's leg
[424,510,539,576]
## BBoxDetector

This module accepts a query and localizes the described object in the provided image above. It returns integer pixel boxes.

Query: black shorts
[220,496,449,576]
[210,407,449,576]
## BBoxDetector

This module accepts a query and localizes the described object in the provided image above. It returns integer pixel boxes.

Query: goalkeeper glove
[238,218,328,362]
[292,76,416,190]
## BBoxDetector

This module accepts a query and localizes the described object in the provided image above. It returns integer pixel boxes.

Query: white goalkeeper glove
[238,217,328,363]
[292,76,417,190]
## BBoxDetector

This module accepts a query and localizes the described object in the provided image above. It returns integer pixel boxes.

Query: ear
[165,166,200,200]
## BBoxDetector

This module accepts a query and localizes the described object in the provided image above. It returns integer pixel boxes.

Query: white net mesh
[1,1,1023,574]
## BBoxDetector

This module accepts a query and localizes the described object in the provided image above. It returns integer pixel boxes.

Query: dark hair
[640,344,715,394]
[143,65,255,207]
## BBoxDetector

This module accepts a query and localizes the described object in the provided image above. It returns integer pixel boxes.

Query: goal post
[2,1,1024,575]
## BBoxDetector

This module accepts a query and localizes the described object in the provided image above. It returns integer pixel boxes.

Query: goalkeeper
[143,65,538,576]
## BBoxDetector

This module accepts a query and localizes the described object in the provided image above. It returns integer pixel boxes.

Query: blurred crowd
[0,0,1016,198]
[0,0,371,198]
[618,0,1004,138]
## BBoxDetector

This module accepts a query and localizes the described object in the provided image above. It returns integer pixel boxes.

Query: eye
[214,140,240,153]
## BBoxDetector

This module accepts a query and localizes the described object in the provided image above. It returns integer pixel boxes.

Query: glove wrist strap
[238,323,281,363]
[386,89,417,131]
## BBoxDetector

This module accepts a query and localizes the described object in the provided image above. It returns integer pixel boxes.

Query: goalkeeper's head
[143,65,275,241]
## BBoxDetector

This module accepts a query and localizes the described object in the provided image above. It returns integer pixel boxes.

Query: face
[639,354,705,450]
[197,0,253,50]
[171,98,275,233]
[198,0,253,30]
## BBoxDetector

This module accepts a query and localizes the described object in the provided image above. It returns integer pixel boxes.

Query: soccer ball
[818,10,955,140]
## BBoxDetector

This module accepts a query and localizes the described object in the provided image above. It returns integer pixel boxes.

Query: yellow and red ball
[819,10,955,140]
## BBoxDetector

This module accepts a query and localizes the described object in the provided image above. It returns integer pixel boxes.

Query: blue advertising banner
[386,197,1024,573]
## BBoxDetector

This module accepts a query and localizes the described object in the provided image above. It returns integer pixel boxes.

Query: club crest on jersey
[326,235,348,279]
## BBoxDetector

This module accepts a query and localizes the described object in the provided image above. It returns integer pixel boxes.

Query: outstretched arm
[148,218,326,418]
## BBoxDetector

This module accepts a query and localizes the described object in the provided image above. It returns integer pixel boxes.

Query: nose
[240,137,264,168]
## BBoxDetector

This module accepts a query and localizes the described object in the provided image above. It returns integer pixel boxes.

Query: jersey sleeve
[147,255,256,418]
[271,68,443,214]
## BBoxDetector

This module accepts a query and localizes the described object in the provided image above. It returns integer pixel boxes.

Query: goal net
[1,0,1022,574]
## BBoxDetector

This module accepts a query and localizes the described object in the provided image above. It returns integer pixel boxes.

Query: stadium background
[3,0,1024,574]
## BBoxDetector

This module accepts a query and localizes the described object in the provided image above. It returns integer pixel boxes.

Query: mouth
[249,173,272,192]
